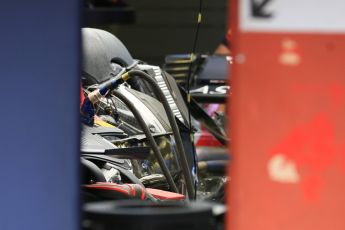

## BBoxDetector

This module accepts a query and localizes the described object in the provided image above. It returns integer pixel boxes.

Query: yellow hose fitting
[122,72,130,81]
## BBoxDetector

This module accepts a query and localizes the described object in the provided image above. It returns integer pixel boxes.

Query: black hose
[111,90,179,193]
[126,70,195,200]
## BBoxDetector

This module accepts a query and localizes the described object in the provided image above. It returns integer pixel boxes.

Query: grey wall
[97,0,227,65]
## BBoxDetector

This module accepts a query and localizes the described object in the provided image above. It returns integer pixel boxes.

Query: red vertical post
[227,0,345,229]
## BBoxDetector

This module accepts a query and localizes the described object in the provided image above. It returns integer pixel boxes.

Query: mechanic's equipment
[80,73,129,126]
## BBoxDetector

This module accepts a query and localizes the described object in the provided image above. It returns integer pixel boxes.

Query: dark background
[95,0,227,65]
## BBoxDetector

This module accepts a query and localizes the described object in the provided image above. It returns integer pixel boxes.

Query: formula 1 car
[80,28,228,205]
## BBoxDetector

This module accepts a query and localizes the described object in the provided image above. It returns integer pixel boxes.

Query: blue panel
[0,1,80,230]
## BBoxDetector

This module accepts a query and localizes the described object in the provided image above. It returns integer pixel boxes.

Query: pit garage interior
[1,0,345,230]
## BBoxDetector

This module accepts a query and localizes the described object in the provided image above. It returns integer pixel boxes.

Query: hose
[111,90,179,193]
[125,70,195,200]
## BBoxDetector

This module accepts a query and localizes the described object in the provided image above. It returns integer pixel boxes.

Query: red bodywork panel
[146,188,185,201]
[195,129,223,147]
[84,183,185,201]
